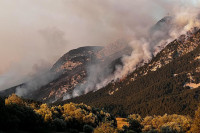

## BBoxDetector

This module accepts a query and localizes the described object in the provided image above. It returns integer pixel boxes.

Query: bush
[0,96,116,132]
[141,114,192,132]
[83,124,94,133]
[160,126,178,133]
[2,104,43,132]
[127,130,137,133]
[147,129,158,133]
[128,114,142,123]
[128,119,143,133]
[93,122,118,133]
[5,94,24,105]
[189,105,200,132]
[52,118,66,131]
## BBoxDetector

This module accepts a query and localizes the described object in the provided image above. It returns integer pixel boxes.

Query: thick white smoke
[0,27,69,91]
[63,1,200,100]
[0,0,159,91]
[0,0,169,92]
[114,7,200,80]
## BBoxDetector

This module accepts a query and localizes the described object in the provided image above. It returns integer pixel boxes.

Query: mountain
[0,40,132,103]
[0,17,173,102]
[61,29,200,117]
[28,46,103,103]
[1,17,200,118]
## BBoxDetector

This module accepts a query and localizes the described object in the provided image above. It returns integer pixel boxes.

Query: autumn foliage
[0,94,116,132]
[1,94,200,133]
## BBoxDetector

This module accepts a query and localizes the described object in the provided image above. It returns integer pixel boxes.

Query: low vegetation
[0,94,116,133]
[1,94,200,133]
[116,118,129,130]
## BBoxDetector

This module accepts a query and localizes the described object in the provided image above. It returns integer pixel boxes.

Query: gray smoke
[16,71,57,97]
[0,0,160,92]
[0,27,68,92]
[0,0,200,97]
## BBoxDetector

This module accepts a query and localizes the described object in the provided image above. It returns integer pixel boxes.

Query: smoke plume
[64,0,200,100]
[0,0,200,98]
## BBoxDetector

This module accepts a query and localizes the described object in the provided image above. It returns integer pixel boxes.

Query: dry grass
[116,118,129,130]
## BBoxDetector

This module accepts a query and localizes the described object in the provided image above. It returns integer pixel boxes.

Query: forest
[2,31,200,133]
[0,94,200,133]
[64,32,200,118]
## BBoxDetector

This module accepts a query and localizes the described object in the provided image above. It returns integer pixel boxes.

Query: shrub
[141,114,192,132]
[128,114,142,123]
[189,105,200,132]
[83,124,94,133]
[52,118,66,131]
[5,94,24,105]
[93,122,118,133]
[160,126,178,133]
[128,119,143,133]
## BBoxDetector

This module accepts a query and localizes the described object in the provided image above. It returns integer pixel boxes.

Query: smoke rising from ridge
[0,0,200,97]
[63,1,200,100]
[0,0,159,90]
[114,7,200,80]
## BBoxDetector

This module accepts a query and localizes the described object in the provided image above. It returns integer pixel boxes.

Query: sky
[0,0,199,90]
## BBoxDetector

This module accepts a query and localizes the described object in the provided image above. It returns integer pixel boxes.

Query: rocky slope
[28,46,102,103]
[0,40,132,103]
[0,16,172,102]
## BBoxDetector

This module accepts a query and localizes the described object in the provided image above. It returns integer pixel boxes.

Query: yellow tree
[93,122,118,133]
[34,104,52,122]
[5,94,24,105]
[189,105,200,133]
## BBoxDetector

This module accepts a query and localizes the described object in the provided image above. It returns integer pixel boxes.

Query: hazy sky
[0,0,199,90]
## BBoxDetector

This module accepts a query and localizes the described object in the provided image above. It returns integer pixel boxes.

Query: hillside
[62,29,200,117]
[0,40,132,103]
[0,16,173,103]
[28,46,103,103]
[1,17,200,118]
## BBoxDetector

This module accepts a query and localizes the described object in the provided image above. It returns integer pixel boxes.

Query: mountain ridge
[1,18,200,118]
[60,29,200,117]
[0,40,132,103]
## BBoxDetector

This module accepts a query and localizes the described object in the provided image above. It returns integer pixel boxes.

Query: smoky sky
[0,0,199,90]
